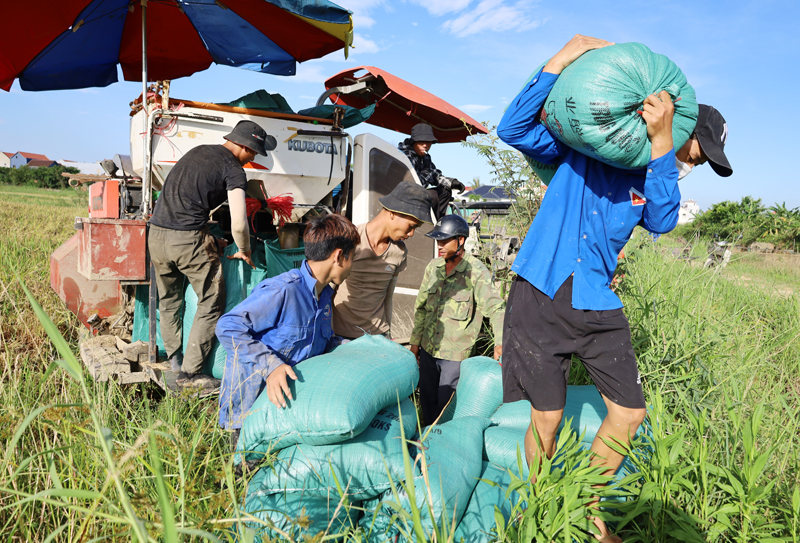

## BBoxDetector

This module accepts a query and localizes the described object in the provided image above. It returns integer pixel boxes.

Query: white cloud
[441,0,541,37]
[409,0,472,16]
[352,34,381,54]
[286,63,329,84]
[458,104,492,114]
[412,21,418,26]
[335,0,386,28]
[76,88,100,94]
[353,14,376,29]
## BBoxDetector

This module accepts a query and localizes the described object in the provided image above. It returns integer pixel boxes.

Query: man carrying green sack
[497,34,733,542]
[216,214,360,438]
[408,214,505,424]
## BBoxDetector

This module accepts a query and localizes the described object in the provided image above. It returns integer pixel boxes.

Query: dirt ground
[725,251,799,297]
[674,245,798,298]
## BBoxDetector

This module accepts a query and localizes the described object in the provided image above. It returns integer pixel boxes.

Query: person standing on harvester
[409,214,505,424]
[398,123,465,221]
[333,181,432,340]
[149,120,277,392]
[497,35,733,543]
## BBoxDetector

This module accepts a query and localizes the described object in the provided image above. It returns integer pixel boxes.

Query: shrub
[675,196,800,250]
[0,165,80,189]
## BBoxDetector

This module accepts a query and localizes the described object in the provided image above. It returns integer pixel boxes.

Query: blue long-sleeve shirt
[216,260,337,429]
[498,68,681,310]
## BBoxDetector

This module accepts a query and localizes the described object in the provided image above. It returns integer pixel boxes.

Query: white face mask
[675,157,693,180]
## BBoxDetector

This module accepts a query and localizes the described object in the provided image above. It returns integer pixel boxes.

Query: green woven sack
[486,386,647,474]
[525,156,559,186]
[452,356,503,419]
[520,42,698,175]
[244,478,360,541]
[453,462,518,543]
[439,356,503,423]
[252,398,417,502]
[131,286,166,358]
[365,417,491,540]
[183,242,268,378]
[237,335,419,460]
[184,239,305,378]
[491,385,608,432]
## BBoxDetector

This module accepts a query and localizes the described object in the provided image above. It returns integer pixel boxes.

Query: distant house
[10,151,51,168]
[0,152,12,168]
[26,159,58,169]
[57,159,104,175]
[677,199,701,224]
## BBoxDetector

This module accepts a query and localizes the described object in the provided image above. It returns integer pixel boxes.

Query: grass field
[657,233,800,297]
[1,185,799,542]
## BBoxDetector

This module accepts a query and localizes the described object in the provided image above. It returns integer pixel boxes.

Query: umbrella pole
[141,0,149,215]
[140,0,159,368]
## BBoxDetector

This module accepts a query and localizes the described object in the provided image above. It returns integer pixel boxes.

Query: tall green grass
[609,234,800,542]
[1,188,799,541]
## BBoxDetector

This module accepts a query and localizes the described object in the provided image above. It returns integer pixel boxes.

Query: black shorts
[502,275,645,411]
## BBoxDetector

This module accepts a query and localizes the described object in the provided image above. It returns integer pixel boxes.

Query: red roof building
[9,151,52,168]
[26,158,57,168]
[18,151,50,161]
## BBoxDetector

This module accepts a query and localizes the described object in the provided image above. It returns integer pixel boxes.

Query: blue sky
[1,0,798,210]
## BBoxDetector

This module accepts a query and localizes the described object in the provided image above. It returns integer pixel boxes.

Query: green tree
[461,123,543,239]
[0,165,80,189]
[676,196,800,249]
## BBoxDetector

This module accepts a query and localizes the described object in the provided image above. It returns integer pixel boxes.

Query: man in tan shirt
[333,182,432,339]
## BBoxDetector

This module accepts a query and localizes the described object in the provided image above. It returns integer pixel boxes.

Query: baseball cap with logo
[694,104,732,177]
[223,120,277,156]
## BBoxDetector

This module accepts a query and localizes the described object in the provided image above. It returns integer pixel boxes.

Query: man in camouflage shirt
[409,215,504,424]
[398,123,466,221]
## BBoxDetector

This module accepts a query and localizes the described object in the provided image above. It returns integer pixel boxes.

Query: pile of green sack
[238,341,649,542]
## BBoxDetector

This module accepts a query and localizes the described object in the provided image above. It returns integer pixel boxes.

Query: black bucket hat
[695,105,732,177]
[223,120,277,156]
[379,182,433,224]
[410,123,438,144]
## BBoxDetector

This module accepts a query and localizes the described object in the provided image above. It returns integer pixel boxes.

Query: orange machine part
[50,233,124,328]
[89,180,120,219]
[77,218,147,281]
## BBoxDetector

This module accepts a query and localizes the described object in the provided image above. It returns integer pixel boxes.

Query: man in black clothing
[148,120,277,390]
[398,123,465,220]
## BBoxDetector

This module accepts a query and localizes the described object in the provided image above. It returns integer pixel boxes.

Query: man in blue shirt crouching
[216,214,360,436]
[498,35,733,542]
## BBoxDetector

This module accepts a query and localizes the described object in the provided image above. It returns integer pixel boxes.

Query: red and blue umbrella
[1,0,353,92]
